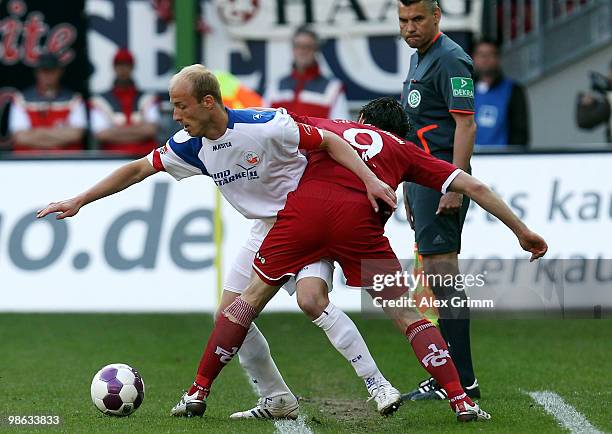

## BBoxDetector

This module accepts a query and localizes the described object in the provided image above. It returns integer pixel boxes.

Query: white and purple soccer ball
[90,363,145,416]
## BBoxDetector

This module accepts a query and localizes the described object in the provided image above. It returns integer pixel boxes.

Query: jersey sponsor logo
[243,150,260,166]
[215,346,239,364]
[450,77,474,98]
[421,343,450,367]
[408,89,421,108]
[211,164,259,186]
[252,112,263,120]
[212,142,232,151]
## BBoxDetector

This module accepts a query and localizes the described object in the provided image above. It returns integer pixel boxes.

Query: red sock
[406,319,471,408]
[188,298,257,395]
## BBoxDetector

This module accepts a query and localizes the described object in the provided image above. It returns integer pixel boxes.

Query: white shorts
[225,219,334,295]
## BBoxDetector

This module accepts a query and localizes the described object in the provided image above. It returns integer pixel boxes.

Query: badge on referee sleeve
[450,77,474,98]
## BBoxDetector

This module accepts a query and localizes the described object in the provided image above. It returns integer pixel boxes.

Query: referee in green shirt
[398,0,480,401]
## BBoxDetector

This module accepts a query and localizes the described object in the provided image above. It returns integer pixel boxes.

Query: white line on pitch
[242,369,313,434]
[274,415,314,434]
[527,391,605,434]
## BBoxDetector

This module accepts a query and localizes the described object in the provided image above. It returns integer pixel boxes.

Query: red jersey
[10,87,86,153]
[268,63,345,119]
[290,114,461,195]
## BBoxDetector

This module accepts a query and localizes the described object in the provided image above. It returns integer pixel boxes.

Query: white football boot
[229,393,299,420]
[171,388,207,417]
[451,393,491,422]
[365,377,402,416]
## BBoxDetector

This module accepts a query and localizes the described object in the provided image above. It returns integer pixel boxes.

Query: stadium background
[0,1,611,433]
[2,0,610,312]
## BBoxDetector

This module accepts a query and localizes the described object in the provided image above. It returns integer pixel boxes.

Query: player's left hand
[436,192,463,215]
[518,230,548,262]
[364,178,397,213]
[36,197,83,220]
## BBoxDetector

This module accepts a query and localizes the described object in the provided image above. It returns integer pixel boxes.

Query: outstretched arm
[448,172,548,261]
[36,158,157,220]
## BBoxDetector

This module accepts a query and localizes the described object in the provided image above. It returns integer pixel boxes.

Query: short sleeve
[268,111,301,154]
[296,122,324,150]
[403,143,462,193]
[146,130,207,180]
[436,55,475,114]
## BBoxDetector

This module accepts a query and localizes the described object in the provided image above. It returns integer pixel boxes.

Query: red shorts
[253,181,406,299]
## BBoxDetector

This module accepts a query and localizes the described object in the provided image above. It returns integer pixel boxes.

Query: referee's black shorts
[407,154,471,255]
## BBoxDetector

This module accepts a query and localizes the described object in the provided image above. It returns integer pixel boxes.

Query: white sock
[313,303,382,382]
[237,322,292,399]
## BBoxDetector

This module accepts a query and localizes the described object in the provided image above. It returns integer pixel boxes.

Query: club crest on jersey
[158,144,169,155]
[243,150,260,166]
[408,89,421,108]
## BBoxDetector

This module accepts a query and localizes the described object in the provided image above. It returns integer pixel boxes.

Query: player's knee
[296,277,330,320]
[297,295,328,320]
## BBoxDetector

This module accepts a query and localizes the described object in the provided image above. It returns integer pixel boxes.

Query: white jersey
[148,108,316,220]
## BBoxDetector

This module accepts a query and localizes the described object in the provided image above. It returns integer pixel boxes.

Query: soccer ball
[90,363,145,416]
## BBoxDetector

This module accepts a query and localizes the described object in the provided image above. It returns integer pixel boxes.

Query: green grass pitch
[0,313,610,433]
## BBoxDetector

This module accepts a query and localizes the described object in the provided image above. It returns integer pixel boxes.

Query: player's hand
[36,197,83,220]
[436,192,463,215]
[404,196,415,229]
[364,178,397,213]
[518,230,548,262]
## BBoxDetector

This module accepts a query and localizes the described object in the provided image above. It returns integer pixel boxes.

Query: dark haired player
[180,97,547,422]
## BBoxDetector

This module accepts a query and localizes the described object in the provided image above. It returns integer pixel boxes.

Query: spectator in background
[473,38,530,148]
[266,26,349,119]
[576,60,612,144]
[90,48,159,156]
[8,53,86,153]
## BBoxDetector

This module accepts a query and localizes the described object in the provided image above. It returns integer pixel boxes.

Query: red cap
[113,48,134,65]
